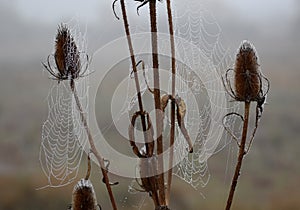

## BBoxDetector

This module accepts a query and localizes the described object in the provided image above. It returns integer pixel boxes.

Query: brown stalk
[70,79,118,210]
[85,153,91,180]
[149,0,166,205]
[165,0,176,205]
[119,0,152,153]
[119,0,160,207]
[225,102,250,210]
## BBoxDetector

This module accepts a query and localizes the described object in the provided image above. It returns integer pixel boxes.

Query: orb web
[40,20,90,187]
[170,0,238,189]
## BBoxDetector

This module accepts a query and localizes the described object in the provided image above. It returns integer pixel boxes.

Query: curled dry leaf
[161,94,170,112]
[175,96,193,153]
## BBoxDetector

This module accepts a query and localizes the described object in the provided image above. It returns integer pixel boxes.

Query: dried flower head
[43,24,88,82]
[72,179,98,210]
[222,40,270,151]
[223,40,269,106]
[55,24,80,79]
[234,40,260,102]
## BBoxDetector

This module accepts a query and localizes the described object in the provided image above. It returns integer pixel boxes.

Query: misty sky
[1,0,299,77]
[14,0,297,23]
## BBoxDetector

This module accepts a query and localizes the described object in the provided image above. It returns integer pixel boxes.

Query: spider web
[170,0,237,189]
[40,20,90,187]
[117,0,239,192]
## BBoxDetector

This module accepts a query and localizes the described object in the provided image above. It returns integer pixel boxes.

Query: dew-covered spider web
[170,0,238,189]
[40,20,90,188]
[112,0,239,193]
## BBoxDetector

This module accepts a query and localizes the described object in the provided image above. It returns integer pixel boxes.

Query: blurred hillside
[0,0,300,209]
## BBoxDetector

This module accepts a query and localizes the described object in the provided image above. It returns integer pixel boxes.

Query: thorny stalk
[149,0,166,205]
[225,102,250,210]
[165,0,176,206]
[70,79,118,210]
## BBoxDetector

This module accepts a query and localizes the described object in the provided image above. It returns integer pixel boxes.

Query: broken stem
[225,102,250,210]
[70,79,118,210]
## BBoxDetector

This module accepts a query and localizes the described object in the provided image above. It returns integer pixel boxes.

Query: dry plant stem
[70,80,118,210]
[149,0,166,205]
[166,0,176,206]
[120,0,160,206]
[225,102,250,210]
[119,0,151,151]
[119,0,143,113]
[85,153,91,180]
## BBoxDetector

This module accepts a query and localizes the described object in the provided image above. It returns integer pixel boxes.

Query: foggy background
[0,0,300,209]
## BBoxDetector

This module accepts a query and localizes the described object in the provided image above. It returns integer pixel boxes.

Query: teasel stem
[165,0,176,206]
[225,101,250,210]
[119,0,153,154]
[85,152,92,180]
[149,0,166,205]
[119,0,144,115]
[120,0,160,207]
[70,79,118,210]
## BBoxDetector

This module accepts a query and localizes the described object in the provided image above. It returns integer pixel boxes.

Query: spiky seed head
[234,40,260,102]
[54,25,67,75]
[72,179,98,210]
[55,24,81,80]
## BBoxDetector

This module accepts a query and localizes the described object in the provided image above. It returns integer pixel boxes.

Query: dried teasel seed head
[234,40,260,102]
[55,24,81,80]
[72,179,98,210]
